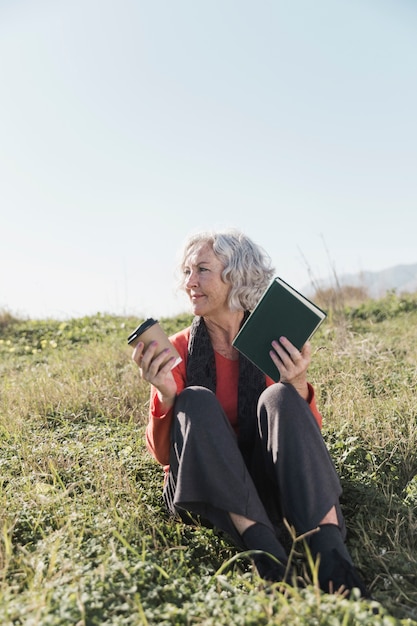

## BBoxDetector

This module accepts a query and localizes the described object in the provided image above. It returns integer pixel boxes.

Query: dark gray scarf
[186,314,266,466]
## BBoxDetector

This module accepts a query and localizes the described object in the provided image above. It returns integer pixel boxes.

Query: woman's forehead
[184,242,215,264]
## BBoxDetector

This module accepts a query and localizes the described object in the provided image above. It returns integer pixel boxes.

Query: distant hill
[305,263,417,299]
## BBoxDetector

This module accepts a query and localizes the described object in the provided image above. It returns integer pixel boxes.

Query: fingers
[132,340,156,374]
[300,340,312,360]
[270,337,311,377]
[144,351,174,383]
[268,337,311,400]
[132,340,175,384]
[132,341,144,366]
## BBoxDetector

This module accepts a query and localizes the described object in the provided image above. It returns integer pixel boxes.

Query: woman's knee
[175,386,224,430]
[257,382,311,431]
[258,382,298,413]
[176,386,217,413]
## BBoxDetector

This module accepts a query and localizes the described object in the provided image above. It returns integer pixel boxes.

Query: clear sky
[1,0,416,320]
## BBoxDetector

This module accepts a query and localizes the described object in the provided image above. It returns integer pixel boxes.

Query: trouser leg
[163,386,274,547]
[251,383,369,594]
[253,382,346,537]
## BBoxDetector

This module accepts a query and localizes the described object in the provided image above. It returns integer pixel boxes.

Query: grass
[0,298,416,625]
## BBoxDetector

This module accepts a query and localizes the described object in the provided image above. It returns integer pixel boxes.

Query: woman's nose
[185,270,198,288]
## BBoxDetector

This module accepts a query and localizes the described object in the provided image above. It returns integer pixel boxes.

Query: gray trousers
[163,383,345,548]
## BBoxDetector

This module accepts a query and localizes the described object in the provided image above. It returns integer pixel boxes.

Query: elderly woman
[132,229,368,596]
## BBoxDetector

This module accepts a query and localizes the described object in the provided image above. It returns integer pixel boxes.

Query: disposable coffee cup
[127,318,182,369]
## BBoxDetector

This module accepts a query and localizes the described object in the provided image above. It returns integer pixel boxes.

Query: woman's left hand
[270,337,311,400]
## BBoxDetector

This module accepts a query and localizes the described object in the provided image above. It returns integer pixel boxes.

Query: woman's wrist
[157,390,176,411]
[291,379,309,401]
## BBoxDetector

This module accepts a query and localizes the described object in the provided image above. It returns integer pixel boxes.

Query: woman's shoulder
[169,326,190,362]
[169,326,191,344]
[167,326,190,384]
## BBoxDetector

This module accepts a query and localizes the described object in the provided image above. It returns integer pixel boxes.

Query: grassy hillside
[1,295,416,625]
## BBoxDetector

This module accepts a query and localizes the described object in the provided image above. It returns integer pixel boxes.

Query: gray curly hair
[178,229,275,311]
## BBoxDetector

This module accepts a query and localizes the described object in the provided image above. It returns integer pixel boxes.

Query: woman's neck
[204,311,244,360]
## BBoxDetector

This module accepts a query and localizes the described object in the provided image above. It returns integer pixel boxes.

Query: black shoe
[253,552,291,583]
[319,548,370,598]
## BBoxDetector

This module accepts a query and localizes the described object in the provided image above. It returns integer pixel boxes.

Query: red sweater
[146,327,323,471]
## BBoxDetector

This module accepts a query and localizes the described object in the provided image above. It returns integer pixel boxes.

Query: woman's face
[183,242,231,318]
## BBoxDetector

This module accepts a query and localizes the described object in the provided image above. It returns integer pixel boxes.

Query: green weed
[0,302,416,624]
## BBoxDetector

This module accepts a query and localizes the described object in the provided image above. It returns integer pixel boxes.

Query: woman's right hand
[132,341,177,409]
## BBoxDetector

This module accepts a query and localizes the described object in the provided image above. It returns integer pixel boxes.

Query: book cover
[232,276,327,382]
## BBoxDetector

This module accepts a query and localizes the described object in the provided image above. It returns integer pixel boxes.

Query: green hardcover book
[232,276,327,382]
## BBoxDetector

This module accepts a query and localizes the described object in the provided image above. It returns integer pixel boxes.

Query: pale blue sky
[1,0,416,320]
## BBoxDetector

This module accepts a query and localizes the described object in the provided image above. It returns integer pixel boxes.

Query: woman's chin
[189,298,206,316]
